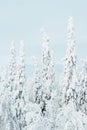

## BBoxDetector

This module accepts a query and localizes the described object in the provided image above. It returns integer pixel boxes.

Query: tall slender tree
[7,42,16,115]
[41,31,51,116]
[42,31,52,97]
[13,41,26,130]
[8,41,16,91]
[41,30,56,118]
[61,17,77,105]
[32,56,41,104]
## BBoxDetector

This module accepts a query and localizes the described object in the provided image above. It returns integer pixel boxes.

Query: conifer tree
[79,60,87,114]
[13,41,26,130]
[41,31,51,116]
[42,31,52,97]
[32,56,41,104]
[8,41,16,92]
[61,17,77,105]
[41,31,56,118]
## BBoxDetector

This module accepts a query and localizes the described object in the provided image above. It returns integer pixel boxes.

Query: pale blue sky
[0,0,87,68]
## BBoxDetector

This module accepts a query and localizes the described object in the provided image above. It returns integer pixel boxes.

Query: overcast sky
[0,0,87,68]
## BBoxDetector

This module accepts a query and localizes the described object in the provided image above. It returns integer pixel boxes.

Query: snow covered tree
[12,41,26,130]
[40,31,51,115]
[0,66,7,117]
[7,42,16,117]
[4,93,20,130]
[0,66,19,130]
[78,60,87,114]
[40,30,56,119]
[43,50,57,129]
[8,41,16,91]
[31,56,41,104]
[61,17,77,105]
[42,31,51,95]
[49,50,55,92]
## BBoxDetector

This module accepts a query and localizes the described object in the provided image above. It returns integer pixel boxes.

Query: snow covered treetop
[68,16,74,29]
[42,31,50,47]
[67,16,75,46]
[17,40,25,72]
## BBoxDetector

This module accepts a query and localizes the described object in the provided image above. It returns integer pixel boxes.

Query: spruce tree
[32,56,41,104]
[61,17,77,105]
[8,41,16,91]
[79,60,87,114]
[13,41,26,130]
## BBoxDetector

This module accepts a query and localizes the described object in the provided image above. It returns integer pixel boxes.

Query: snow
[0,17,87,130]
[56,101,87,130]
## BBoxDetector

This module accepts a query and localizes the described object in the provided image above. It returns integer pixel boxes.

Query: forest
[0,17,87,130]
